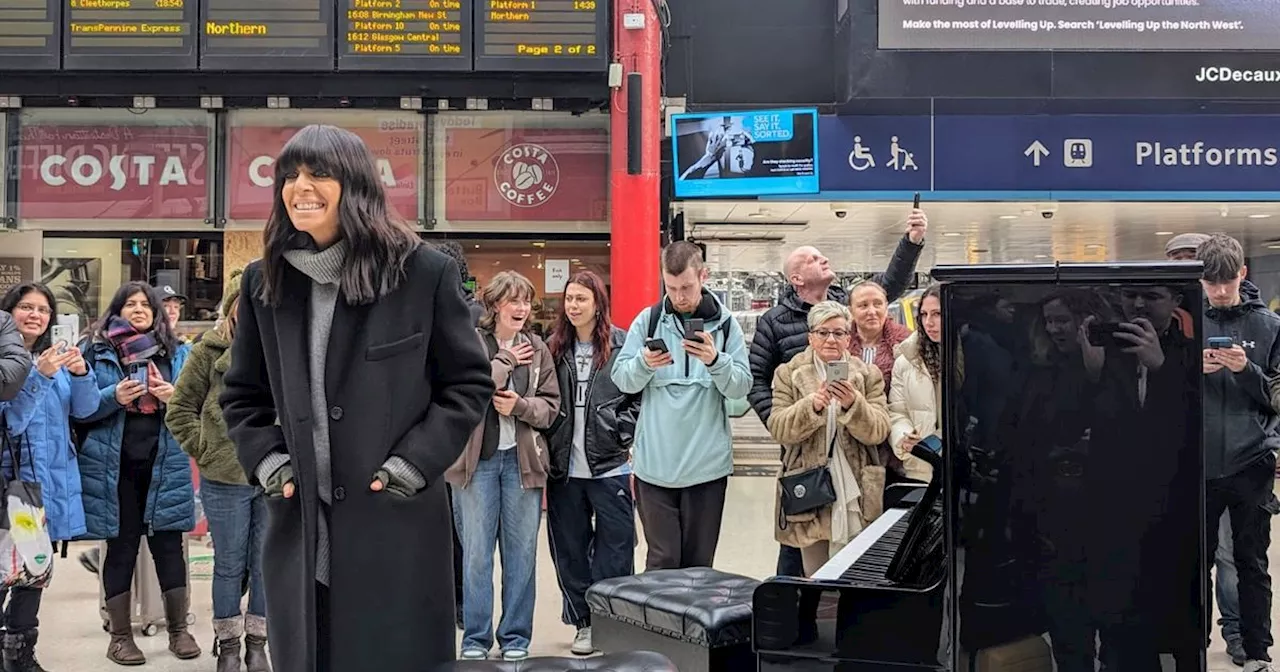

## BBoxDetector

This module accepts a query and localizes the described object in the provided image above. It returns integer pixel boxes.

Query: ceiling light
[1249,213,1272,219]
[1085,244,1104,249]
[998,215,1018,220]
[570,258,580,262]
[1155,231,1173,236]
[532,241,546,247]
[474,244,480,248]
[1269,244,1280,250]
[1034,254,1049,259]
[944,232,961,237]
[521,253,531,257]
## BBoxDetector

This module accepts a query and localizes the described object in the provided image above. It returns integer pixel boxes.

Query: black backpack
[644,303,732,346]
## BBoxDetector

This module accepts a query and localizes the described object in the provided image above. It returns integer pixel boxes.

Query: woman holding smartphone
[767,300,891,575]
[78,281,198,666]
[0,283,98,671]
[166,271,271,672]
[888,284,943,483]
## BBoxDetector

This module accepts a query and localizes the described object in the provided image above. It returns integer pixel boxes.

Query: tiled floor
[37,475,1273,670]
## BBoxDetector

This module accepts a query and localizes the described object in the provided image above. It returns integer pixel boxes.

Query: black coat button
[333,486,346,501]
[329,406,343,421]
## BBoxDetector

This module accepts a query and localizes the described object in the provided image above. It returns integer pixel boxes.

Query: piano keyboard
[810,508,908,582]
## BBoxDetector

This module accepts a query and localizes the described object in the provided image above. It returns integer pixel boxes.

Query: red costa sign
[443,127,608,222]
[18,124,209,220]
[226,123,422,222]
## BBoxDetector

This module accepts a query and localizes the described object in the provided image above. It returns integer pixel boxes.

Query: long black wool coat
[220,246,494,672]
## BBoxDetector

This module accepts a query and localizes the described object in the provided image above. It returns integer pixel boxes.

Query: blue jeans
[201,477,267,619]
[1216,510,1241,642]
[453,449,542,652]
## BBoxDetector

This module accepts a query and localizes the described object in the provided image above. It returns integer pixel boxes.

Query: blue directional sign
[818,116,931,192]
[806,113,1280,199]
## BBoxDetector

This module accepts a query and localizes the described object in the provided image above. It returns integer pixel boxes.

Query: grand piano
[754,263,1208,671]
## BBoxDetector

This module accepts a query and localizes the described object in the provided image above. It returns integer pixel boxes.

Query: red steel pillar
[609,0,662,328]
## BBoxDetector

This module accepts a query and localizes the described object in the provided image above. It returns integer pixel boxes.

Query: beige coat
[888,331,940,483]
[767,348,892,549]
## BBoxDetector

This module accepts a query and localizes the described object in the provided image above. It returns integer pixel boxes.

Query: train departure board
[63,0,198,70]
[338,0,471,71]
[200,0,334,70]
[473,0,606,72]
[0,0,59,69]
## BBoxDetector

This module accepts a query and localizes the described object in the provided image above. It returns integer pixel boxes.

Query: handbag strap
[782,408,840,473]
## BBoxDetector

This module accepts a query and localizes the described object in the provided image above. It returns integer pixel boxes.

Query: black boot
[213,617,243,672]
[3,628,49,672]
[244,615,270,672]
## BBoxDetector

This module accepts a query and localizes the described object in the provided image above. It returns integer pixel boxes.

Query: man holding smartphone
[0,310,30,401]
[1198,234,1279,672]
[612,242,751,570]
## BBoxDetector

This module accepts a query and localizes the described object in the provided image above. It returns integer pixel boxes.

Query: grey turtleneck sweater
[255,238,424,586]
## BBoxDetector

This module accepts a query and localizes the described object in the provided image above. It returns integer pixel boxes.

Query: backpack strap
[646,303,663,340]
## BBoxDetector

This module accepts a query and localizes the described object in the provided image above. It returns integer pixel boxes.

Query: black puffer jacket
[1203,290,1280,480]
[0,311,30,402]
[547,327,639,480]
[748,235,923,423]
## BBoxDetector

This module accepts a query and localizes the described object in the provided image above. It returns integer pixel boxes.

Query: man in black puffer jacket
[750,208,928,577]
[0,310,31,402]
[1198,234,1279,672]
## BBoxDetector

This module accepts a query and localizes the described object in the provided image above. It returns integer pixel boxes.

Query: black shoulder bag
[777,425,838,529]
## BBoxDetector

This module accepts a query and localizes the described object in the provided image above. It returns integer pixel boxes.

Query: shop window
[16,109,212,228]
[430,111,610,233]
[41,235,224,340]
[225,110,425,229]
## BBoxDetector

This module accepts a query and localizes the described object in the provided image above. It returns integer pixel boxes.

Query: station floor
[37,474,1276,671]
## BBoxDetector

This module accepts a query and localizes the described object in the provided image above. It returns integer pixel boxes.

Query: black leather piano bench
[586,568,760,672]
[441,651,677,671]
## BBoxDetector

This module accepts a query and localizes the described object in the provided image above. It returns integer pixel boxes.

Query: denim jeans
[201,477,267,619]
[1216,510,1240,642]
[453,449,542,652]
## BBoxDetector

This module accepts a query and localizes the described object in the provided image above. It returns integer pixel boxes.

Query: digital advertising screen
[879,0,1280,51]
[0,0,59,69]
[62,0,198,70]
[337,0,472,70]
[672,108,819,198]
[199,0,335,70]
[473,0,607,72]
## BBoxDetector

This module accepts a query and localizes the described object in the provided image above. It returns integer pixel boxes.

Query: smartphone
[128,363,149,391]
[1087,321,1125,348]
[684,318,704,341]
[825,360,849,381]
[50,325,73,350]
[1207,336,1234,349]
[918,434,943,455]
[912,192,921,209]
[644,338,669,354]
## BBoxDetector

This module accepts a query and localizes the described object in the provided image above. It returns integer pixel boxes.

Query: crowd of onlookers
[0,124,1273,672]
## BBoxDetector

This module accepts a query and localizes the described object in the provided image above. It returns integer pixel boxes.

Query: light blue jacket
[77,340,194,539]
[611,294,750,488]
[0,363,99,541]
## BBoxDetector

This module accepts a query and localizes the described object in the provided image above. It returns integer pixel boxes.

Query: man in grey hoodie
[0,311,31,402]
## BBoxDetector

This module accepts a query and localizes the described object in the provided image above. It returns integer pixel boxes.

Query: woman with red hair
[544,271,640,656]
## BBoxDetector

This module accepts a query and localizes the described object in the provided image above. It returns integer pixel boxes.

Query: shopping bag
[0,420,54,590]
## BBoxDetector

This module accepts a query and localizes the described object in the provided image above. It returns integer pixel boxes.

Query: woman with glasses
[768,300,891,575]
[0,283,97,671]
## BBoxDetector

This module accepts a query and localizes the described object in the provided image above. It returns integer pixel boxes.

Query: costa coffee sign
[227,123,421,222]
[444,127,607,222]
[18,125,208,220]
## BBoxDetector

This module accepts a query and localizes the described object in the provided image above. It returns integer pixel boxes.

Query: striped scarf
[104,315,162,414]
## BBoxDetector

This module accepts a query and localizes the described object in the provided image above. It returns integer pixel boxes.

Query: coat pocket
[365,332,424,361]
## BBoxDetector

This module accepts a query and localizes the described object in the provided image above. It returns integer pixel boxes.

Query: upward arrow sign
[1024,140,1049,167]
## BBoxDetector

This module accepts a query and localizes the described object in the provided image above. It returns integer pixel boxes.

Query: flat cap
[1165,233,1210,256]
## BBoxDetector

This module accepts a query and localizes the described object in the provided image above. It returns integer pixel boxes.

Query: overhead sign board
[673,108,820,198]
[337,0,472,71]
[0,0,60,70]
[199,0,335,70]
[818,114,1280,195]
[63,0,198,70]
[473,0,607,72]
[879,0,1280,51]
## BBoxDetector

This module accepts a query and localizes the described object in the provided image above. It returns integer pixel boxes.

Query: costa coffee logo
[247,155,400,188]
[493,143,559,208]
[38,153,197,191]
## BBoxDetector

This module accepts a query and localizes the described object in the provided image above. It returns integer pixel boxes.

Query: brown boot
[161,588,201,660]
[104,593,146,666]
[243,615,270,672]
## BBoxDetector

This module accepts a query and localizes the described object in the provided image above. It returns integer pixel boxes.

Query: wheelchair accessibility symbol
[848,136,875,171]
[847,135,918,172]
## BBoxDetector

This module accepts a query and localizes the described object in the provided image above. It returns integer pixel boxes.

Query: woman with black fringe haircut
[220,124,493,672]
[78,281,199,666]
